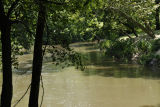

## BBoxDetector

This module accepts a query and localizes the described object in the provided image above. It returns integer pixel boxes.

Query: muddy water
[2,42,160,107]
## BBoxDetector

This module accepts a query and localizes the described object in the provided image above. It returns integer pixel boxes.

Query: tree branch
[107,7,155,38]
[121,22,138,37]
[40,75,44,107]
[13,84,31,107]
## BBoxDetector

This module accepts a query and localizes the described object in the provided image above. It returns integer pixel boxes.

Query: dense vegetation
[0,0,160,107]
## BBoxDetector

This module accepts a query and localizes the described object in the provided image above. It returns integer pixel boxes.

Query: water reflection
[83,51,160,79]
[4,42,160,107]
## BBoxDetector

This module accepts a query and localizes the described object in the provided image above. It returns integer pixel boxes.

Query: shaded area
[140,104,160,107]
[70,42,96,48]
[80,47,160,79]
[16,42,160,79]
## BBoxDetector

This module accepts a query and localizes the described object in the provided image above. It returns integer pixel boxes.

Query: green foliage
[11,41,24,69]
[137,39,152,54]
[47,46,85,70]
[106,39,136,62]
[99,40,112,49]
[104,38,158,64]
[137,39,160,65]
[12,23,34,50]
[1,0,160,69]
[68,51,85,70]
[152,39,160,52]
[0,40,23,69]
[138,54,154,65]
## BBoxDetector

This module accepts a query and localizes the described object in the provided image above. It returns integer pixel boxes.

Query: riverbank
[98,34,160,68]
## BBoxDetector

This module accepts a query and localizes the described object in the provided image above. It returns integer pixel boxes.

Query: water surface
[2,42,160,107]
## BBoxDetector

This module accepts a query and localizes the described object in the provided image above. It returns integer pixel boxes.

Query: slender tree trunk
[156,0,160,30]
[29,2,46,107]
[0,1,12,107]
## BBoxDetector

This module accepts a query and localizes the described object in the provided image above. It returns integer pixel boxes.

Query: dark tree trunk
[155,0,160,30]
[29,3,46,107]
[0,1,13,107]
[0,18,12,107]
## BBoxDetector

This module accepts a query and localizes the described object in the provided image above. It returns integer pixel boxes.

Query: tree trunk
[155,0,160,30]
[1,20,12,107]
[0,1,13,107]
[29,3,46,107]
[109,7,155,38]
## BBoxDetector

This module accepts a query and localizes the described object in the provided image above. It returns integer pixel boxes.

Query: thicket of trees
[0,0,160,107]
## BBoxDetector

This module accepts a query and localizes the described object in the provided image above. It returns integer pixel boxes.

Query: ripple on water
[6,42,160,107]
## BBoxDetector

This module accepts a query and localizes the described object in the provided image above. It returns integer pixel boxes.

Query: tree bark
[29,2,46,107]
[108,7,155,38]
[0,18,12,107]
[155,0,160,30]
[0,1,13,107]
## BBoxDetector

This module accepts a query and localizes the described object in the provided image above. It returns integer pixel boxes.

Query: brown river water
[1,42,160,107]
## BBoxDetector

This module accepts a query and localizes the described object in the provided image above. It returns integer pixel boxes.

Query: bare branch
[13,84,31,107]
[40,75,44,107]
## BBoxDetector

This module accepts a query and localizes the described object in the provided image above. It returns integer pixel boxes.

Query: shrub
[99,40,112,50]
[152,39,160,52]
[104,38,156,64]
[105,39,136,62]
